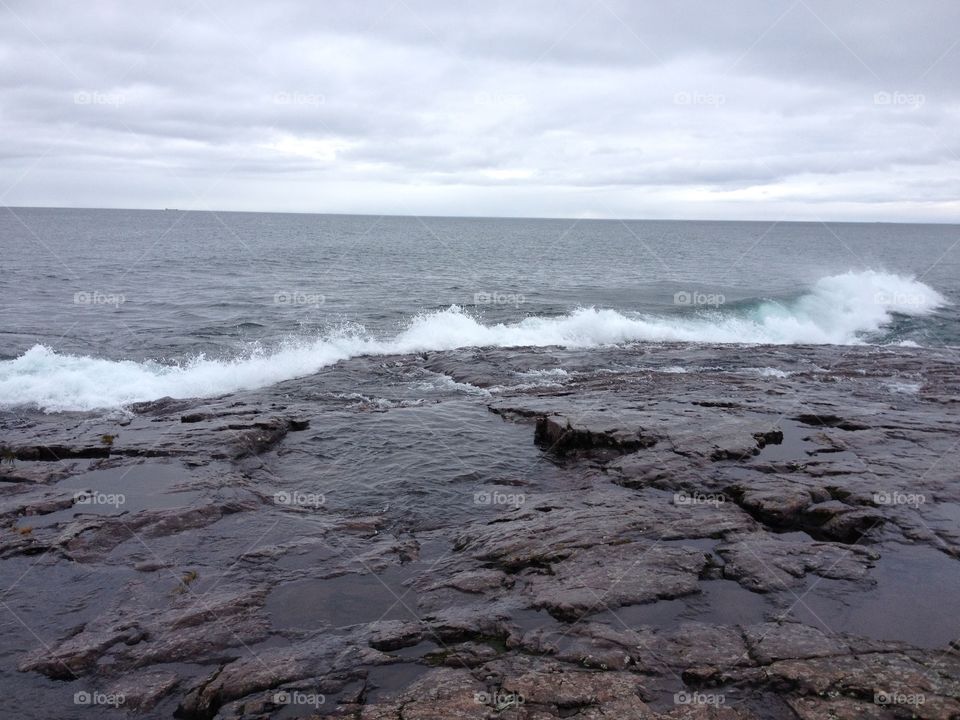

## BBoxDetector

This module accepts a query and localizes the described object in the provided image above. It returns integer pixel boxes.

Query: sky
[1,0,959,222]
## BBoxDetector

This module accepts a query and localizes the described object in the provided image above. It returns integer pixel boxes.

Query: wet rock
[518,623,635,671]
[105,669,179,712]
[793,414,870,431]
[134,559,173,572]
[801,456,873,477]
[606,453,679,489]
[356,667,488,720]
[744,622,848,663]
[287,417,310,431]
[6,444,110,461]
[180,412,212,423]
[753,428,784,447]
[0,461,82,484]
[424,641,500,668]
[367,620,423,651]
[661,622,751,669]
[717,532,878,592]
[58,500,253,562]
[670,418,780,462]
[4,342,960,717]
[503,659,652,715]
[813,506,885,543]
[128,396,201,415]
[455,495,753,573]
[727,481,819,526]
[421,604,518,643]
[721,474,886,542]
[534,413,659,456]
[427,568,510,594]
[179,637,392,719]
[786,696,890,720]
[0,490,79,521]
[766,652,960,719]
[227,419,293,458]
[801,499,856,521]
[526,542,709,621]
[20,587,269,679]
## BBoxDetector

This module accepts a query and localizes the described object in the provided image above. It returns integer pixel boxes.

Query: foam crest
[0,271,945,411]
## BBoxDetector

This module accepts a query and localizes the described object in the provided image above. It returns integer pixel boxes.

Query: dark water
[1,208,958,411]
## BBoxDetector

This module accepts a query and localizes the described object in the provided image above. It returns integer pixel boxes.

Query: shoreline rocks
[1,342,958,718]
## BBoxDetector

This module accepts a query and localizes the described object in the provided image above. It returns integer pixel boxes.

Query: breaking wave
[0,270,946,411]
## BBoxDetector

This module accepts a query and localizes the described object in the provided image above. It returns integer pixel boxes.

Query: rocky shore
[1,342,959,719]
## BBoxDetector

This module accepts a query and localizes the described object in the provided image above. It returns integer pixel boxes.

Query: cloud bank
[1,0,959,221]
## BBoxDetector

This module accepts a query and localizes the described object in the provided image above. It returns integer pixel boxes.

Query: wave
[0,271,947,412]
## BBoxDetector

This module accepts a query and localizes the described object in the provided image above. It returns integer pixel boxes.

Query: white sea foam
[885,381,921,394]
[746,367,792,378]
[0,271,946,412]
[416,373,491,396]
[490,367,573,392]
[515,368,570,378]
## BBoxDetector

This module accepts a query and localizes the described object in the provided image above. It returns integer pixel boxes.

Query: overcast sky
[1,0,958,221]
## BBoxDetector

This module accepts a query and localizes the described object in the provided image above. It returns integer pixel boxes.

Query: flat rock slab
[526,542,710,620]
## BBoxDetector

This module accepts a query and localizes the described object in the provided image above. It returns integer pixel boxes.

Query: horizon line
[3,203,958,227]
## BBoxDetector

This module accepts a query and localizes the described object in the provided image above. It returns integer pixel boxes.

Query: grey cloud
[0,0,958,220]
